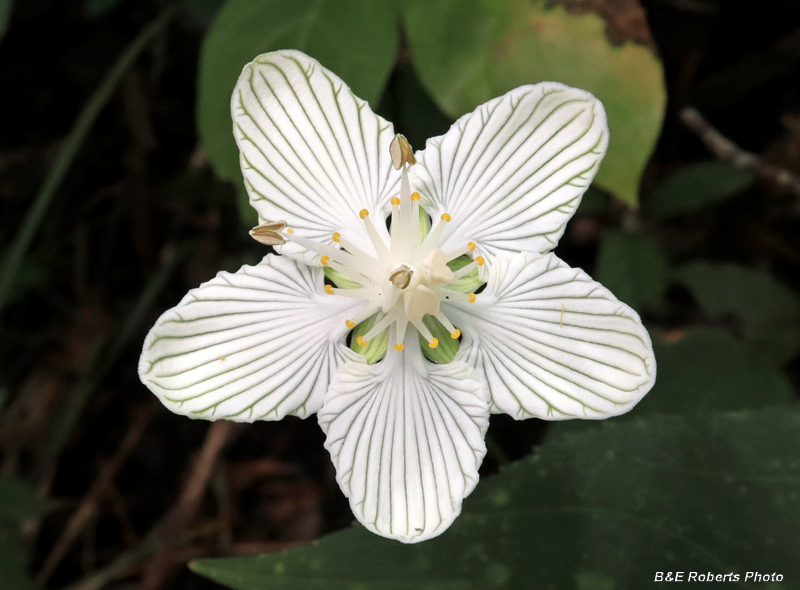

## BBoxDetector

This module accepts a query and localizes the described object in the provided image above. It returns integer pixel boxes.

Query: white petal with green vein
[319,338,489,543]
[232,50,400,264]
[445,252,655,420]
[410,83,607,262]
[139,255,362,422]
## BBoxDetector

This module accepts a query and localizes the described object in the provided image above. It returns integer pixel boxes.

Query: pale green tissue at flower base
[139,50,656,543]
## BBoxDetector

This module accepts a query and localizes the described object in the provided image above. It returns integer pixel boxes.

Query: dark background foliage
[1,0,799,588]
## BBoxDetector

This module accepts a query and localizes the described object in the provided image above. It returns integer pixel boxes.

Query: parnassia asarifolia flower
[139,50,656,543]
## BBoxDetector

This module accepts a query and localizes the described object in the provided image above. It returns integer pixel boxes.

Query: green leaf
[594,230,668,310]
[0,525,33,590]
[646,161,755,220]
[639,329,795,415]
[198,0,399,202]
[0,0,12,42]
[403,0,666,207]
[0,475,47,522]
[674,262,800,366]
[192,407,800,589]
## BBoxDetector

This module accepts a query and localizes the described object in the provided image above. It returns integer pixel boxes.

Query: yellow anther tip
[394,343,405,351]
[359,209,369,219]
[320,255,330,266]
[324,285,334,295]
[441,213,451,222]
[468,293,476,303]
[391,197,401,206]
[429,338,439,349]
[357,336,368,347]
[345,320,355,328]
[476,256,485,266]
[468,242,476,251]
[450,329,461,339]
[286,228,294,234]
[332,232,341,243]
[411,192,421,201]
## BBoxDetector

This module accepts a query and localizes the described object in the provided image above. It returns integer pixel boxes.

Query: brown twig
[678,106,800,202]
[37,403,158,585]
[138,420,241,590]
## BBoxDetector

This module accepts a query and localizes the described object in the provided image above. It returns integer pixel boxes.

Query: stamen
[437,289,472,303]
[429,338,439,348]
[357,336,368,347]
[412,320,436,345]
[346,320,356,328]
[332,232,341,243]
[361,213,389,257]
[324,285,334,295]
[444,243,475,261]
[320,255,330,266]
[250,221,288,246]
[359,209,369,219]
[434,311,458,336]
[451,329,461,339]
[394,343,405,351]
[363,312,396,342]
[421,217,449,251]
[452,256,483,279]
[391,197,400,206]
[411,192,421,201]
[330,287,372,300]
[440,213,451,222]
[469,293,476,303]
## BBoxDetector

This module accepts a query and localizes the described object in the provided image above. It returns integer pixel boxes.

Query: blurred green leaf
[403,0,666,207]
[575,184,610,217]
[674,262,800,366]
[0,525,33,590]
[639,329,795,415]
[0,0,12,42]
[595,230,668,310]
[198,0,399,218]
[0,475,47,522]
[646,161,755,220]
[85,0,123,16]
[193,407,800,589]
[187,0,225,28]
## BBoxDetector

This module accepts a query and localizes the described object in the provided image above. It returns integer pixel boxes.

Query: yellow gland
[357,336,368,347]
[320,255,330,266]
[332,232,341,243]
[325,285,334,295]
[441,213,451,222]
[468,293,476,303]
[345,320,355,328]
[391,197,400,206]
[394,343,405,351]
[359,209,369,219]
[429,338,439,349]
[285,228,294,234]
[450,329,461,339]
[411,192,421,201]
[468,242,476,251]
[476,256,485,266]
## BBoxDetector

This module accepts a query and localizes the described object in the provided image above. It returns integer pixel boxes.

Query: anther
[429,338,439,349]
[345,320,355,328]
[389,265,413,289]
[394,343,405,351]
[441,213,451,222]
[285,228,294,234]
[357,336,368,347]
[359,209,369,219]
[476,256,485,266]
[391,197,400,206]
[468,242,476,251]
[450,329,461,339]
[325,285,334,295]
[332,232,341,243]
[390,134,416,169]
[468,293,476,303]
[320,255,330,266]
[250,221,288,246]
[411,192,421,201]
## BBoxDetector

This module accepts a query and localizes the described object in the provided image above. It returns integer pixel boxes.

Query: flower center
[251,135,482,353]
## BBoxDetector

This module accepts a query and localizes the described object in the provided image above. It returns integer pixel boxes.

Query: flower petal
[233,50,398,263]
[139,255,362,422]
[319,339,489,543]
[446,252,655,420]
[411,83,608,261]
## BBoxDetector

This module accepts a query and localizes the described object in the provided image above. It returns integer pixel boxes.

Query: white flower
[139,50,656,543]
